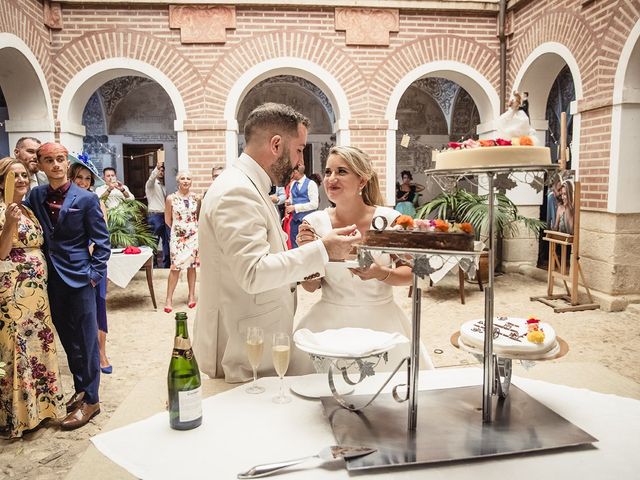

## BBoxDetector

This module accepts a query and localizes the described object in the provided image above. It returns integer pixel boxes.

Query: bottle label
[178,386,202,422]
[174,336,191,350]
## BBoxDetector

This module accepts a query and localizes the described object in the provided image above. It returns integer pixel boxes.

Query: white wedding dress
[290,206,434,375]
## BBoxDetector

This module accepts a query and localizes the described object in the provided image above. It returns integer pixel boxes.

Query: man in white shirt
[145,157,169,268]
[95,167,132,209]
[285,163,318,247]
[193,102,360,382]
[14,137,48,189]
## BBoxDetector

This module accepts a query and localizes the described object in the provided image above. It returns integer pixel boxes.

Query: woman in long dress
[0,158,65,438]
[291,146,434,375]
[164,171,200,312]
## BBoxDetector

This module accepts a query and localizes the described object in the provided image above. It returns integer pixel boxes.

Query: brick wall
[0,1,637,204]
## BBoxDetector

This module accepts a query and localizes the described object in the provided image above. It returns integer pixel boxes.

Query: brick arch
[510,10,598,97]
[598,1,640,95]
[370,35,500,121]
[0,1,49,73]
[203,30,365,119]
[50,30,204,118]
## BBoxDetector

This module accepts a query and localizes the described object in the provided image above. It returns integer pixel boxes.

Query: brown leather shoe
[65,392,85,413]
[60,401,100,430]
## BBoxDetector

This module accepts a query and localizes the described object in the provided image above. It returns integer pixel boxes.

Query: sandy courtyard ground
[1,270,639,479]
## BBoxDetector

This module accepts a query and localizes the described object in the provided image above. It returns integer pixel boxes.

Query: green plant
[107,200,157,249]
[415,189,547,241]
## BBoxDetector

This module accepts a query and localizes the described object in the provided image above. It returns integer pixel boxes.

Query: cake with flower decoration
[459,316,559,359]
[433,92,551,170]
[362,215,474,251]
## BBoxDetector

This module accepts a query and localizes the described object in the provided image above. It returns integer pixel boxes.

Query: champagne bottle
[167,312,202,430]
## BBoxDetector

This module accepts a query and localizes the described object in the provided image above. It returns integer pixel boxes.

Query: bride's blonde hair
[328,146,383,207]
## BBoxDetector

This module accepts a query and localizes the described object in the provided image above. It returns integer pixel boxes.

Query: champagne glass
[245,327,265,394]
[272,332,292,404]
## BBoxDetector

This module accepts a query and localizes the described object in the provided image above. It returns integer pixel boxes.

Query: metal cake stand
[319,164,596,470]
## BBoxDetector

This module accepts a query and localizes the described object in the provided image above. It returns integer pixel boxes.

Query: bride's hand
[349,263,387,282]
[296,222,318,246]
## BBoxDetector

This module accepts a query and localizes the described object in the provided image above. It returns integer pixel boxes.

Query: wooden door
[122,144,162,202]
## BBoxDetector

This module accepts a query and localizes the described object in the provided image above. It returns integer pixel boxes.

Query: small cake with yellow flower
[362,215,474,251]
[459,316,559,359]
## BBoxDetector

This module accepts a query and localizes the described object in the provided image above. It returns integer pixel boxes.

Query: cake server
[237,445,376,479]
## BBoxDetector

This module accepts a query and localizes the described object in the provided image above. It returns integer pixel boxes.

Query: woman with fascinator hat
[68,156,112,374]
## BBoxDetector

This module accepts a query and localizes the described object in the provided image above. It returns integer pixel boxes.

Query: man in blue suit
[25,142,111,430]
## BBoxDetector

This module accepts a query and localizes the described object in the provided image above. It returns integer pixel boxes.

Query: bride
[290,146,434,375]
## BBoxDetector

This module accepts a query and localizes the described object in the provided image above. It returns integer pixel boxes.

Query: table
[106,246,157,308]
[89,368,640,479]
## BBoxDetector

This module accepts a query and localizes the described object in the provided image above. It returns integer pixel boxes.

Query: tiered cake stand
[320,164,597,470]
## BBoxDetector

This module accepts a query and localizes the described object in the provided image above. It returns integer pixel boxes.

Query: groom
[25,142,111,430]
[193,103,360,383]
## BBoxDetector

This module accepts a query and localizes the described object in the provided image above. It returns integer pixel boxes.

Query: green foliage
[106,200,157,249]
[415,189,547,241]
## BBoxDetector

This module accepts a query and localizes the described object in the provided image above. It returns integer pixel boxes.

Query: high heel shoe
[164,307,173,313]
[101,365,113,374]
[188,302,196,309]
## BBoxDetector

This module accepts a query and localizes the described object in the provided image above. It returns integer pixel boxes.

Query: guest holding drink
[292,146,434,375]
[69,159,112,374]
[164,171,200,313]
[0,158,65,438]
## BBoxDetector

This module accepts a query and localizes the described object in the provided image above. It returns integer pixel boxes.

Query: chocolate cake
[362,230,474,251]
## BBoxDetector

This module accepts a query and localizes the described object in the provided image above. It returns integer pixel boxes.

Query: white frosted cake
[434,146,551,170]
[459,316,559,359]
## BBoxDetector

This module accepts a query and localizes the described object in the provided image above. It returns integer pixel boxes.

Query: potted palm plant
[415,189,547,280]
[107,199,158,249]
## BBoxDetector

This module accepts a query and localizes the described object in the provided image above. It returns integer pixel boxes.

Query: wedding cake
[362,216,475,251]
[433,91,551,170]
[458,316,559,359]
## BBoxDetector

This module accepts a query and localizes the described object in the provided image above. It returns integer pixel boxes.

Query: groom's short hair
[243,103,310,145]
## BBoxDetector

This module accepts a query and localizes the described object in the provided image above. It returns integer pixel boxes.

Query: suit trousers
[148,213,170,268]
[48,266,101,404]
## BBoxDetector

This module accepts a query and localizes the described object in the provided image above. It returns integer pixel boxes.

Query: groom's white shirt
[193,153,328,382]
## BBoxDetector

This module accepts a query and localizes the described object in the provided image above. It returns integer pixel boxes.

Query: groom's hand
[321,224,361,261]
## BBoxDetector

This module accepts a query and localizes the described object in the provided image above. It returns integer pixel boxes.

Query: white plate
[294,342,392,359]
[289,373,354,399]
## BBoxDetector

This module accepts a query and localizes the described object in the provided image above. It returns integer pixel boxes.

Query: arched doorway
[236,75,335,178]
[394,77,481,207]
[57,59,187,197]
[0,34,54,154]
[81,77,177,198]
[514,46,581,268]
[385,61,499,205]
[610,21,640,214]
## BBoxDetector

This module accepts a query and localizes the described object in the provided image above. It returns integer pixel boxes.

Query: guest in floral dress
[0,157,65,438]
[164,171,200,312]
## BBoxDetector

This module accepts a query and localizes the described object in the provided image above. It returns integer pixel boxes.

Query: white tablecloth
[91,368,640,479]
[106,246,153,288]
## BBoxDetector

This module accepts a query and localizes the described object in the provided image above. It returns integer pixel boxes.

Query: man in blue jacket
[25,142,111,430]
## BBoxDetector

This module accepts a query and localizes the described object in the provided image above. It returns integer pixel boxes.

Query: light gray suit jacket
[193,153,327,383]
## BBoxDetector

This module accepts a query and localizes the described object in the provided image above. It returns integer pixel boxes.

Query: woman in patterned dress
[164,171,200,312]
[0,157,65,438]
